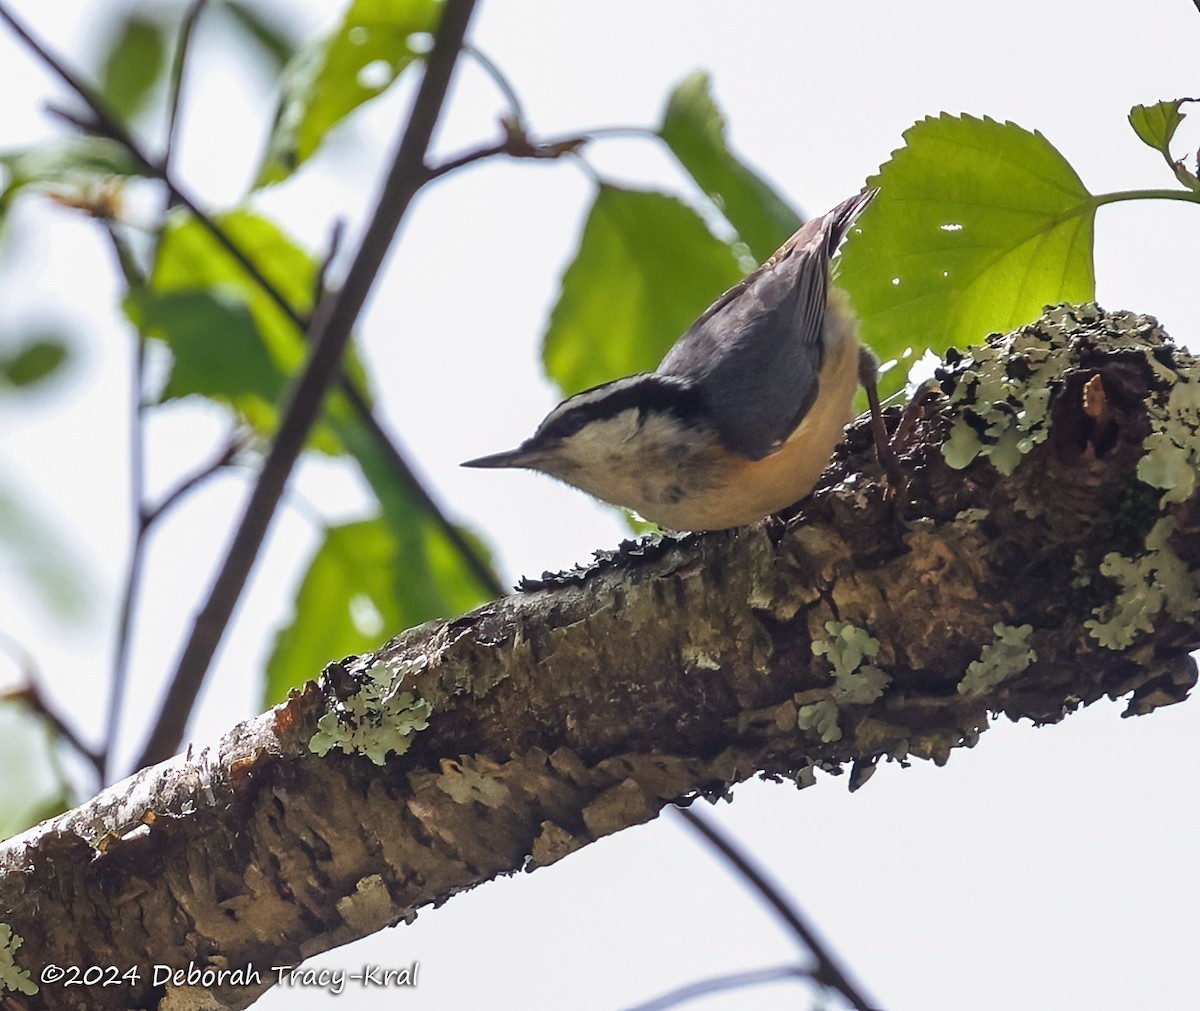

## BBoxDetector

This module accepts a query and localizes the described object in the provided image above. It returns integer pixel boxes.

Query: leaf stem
[461,44,526,126]
[1092,188,1200,207]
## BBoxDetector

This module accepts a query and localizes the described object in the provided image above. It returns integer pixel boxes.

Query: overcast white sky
[1,1,1198,1009]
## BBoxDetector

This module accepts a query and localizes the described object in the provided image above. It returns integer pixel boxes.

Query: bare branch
[101,223,149,784]
[675,806,877,1010]
[0,635,102,776]
[426,127,589,179]
[142,434,243,530]
[162,0,209,187]
[624,964,813,1011]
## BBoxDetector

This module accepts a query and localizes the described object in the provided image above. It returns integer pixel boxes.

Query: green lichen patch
[1137,366,1200,506]
[436,756,510,808]
[1061,319,1200,650]
[937,303,1173,477]
[812,620,880,681]
[797,699,842,743]
[798,621,891,742]
[309,658,432,765]
[1085,517,1199,650]
[0,923,37,996]
[939,322,1065,475]
[959,623,1036,696]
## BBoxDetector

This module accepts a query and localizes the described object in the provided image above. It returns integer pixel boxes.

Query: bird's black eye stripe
[543,407,593,440]
[536,375,705,442]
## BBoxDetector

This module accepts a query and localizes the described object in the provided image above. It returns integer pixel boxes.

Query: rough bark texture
[0,304,1196,1010]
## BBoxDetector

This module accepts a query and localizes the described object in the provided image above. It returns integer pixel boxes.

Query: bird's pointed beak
[461,446,534,469]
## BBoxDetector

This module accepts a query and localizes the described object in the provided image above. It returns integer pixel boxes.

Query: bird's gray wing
[656,190,875,460]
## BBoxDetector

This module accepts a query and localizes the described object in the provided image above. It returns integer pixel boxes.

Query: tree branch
[161,0,209,187]
[101,222,150,784]
[140,433,242,529]
[625,964,813,1011]
[425,126,590,179]
[0,636,102,777]
[132,0,481,770]
[424,123,656,181]
[674,806,876,1010]
[1,306,1195,1010]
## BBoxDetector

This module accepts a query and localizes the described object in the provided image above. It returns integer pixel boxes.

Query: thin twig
[163,0,209,186]
[104,417,240,773]
[314,218,347,308]
[674,805,878,1011]
[101,0,206,776]
[142,434,242,529]
[101,222,149,783]
[461,43,526,126]
[134,0,481,771]
[623,964,813,1011]
[336,382,506,596]
[425,129,588,180]
[425,123,657,182]
[0,634,103,776]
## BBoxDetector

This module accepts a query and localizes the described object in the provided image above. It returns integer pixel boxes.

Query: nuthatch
[464,189,893,531]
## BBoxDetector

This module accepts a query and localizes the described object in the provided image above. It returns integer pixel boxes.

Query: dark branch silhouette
[675,806,878,1010]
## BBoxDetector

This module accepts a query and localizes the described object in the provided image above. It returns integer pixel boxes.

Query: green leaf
[543,184,744,396]
[126,288,286,433]
[151,211,366,398]
[255,0,443,187]
[97,14,168,123]
[1128,99,1200,190]
[0,336,69,388]
[264,515,493,704]
[154,209,316,331]
[222,0,299,69]
[838,114,1096,399]
[143,209,363,449]
[659,71,802,263]
[0,138,147,189]
[0,700,72,839]
[0,138,148,219]
[138,211,311,433]
[1129,100,1187,154]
